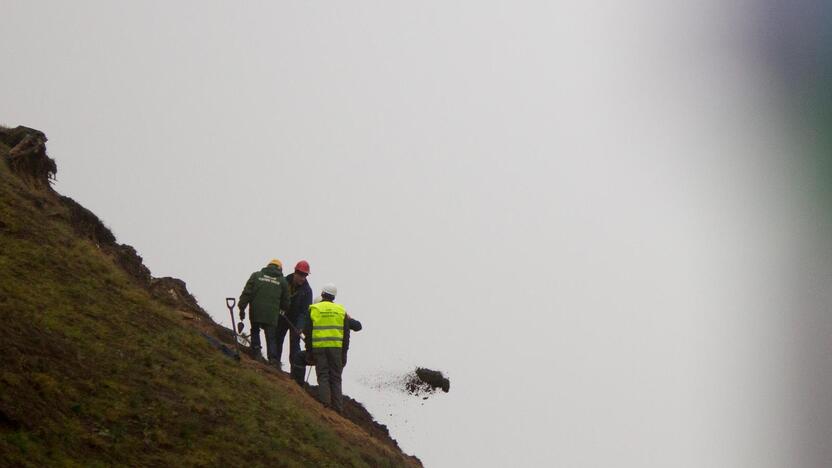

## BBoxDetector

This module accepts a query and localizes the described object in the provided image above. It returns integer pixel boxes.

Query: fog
[3,1,830,466]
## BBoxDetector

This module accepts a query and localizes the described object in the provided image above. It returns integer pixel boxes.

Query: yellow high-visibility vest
[309,301,346,348]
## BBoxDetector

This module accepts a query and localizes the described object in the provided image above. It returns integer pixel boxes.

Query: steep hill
[0,126,421,467]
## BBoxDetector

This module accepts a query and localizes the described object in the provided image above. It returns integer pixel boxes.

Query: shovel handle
[279,311,307,342]
[224,298,242,359]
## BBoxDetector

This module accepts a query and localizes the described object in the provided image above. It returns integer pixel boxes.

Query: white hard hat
[322,283,337,297]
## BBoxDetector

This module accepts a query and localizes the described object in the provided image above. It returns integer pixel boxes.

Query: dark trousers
[292,351,309,386]
[250,322,278,364]
[275,317,302,371]
[313,348,344,412]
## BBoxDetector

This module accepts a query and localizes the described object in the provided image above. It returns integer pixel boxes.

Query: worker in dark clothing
[303,283,358,413]
[278,260,313,384]
[238,259,289,369]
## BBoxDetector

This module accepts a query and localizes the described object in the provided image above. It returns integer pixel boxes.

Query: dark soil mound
[0,126,55,188]
[304,385,412,456]
[150,277,208,317]
[58,195,117,245]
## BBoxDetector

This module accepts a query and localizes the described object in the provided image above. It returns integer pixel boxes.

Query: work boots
[249,348,267,363]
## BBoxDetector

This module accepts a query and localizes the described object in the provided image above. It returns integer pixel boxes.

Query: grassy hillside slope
[0,128,420,467]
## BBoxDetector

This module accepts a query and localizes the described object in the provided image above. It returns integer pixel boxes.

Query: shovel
[279,311,306,342]
[225,297,244,359]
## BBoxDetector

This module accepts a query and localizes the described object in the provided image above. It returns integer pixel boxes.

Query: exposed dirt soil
[304,385,406,452]
[0,126,55,188]
[58,195,117,245]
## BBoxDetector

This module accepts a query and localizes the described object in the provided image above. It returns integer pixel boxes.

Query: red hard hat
[294,260,310,275]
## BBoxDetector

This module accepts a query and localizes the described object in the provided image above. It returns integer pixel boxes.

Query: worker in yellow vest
[304,283,349,413]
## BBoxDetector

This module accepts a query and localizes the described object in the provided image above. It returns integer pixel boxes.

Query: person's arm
[279,277,290,312]
[304,305,313,353]
[342,317,351,366]
[238,272,256,319]
[295,286,313,331]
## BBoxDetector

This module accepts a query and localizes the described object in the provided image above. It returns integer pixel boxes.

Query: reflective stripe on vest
[309,301,346,348]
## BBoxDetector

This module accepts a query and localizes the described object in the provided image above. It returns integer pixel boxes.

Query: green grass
[0,150,416,467]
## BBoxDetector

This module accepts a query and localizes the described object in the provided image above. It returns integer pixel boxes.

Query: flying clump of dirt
[404,368,450,397]
[359,367,451,399]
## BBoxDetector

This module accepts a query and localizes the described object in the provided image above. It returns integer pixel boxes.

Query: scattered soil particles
[404,367,450,396]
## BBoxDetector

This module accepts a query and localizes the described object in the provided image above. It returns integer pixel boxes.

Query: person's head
[293,260,310,285]
[321,283,337,302]
[268,258,282,270]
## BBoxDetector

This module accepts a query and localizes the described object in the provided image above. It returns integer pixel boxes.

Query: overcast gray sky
[3,1,831,466]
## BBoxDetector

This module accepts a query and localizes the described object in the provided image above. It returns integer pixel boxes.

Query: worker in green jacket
[238,259,290,368]
[304,283,349,413]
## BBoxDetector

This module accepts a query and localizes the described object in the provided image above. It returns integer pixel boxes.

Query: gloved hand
[239,307,246,321]
[306,352,315,365]
[236,322,245,333]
